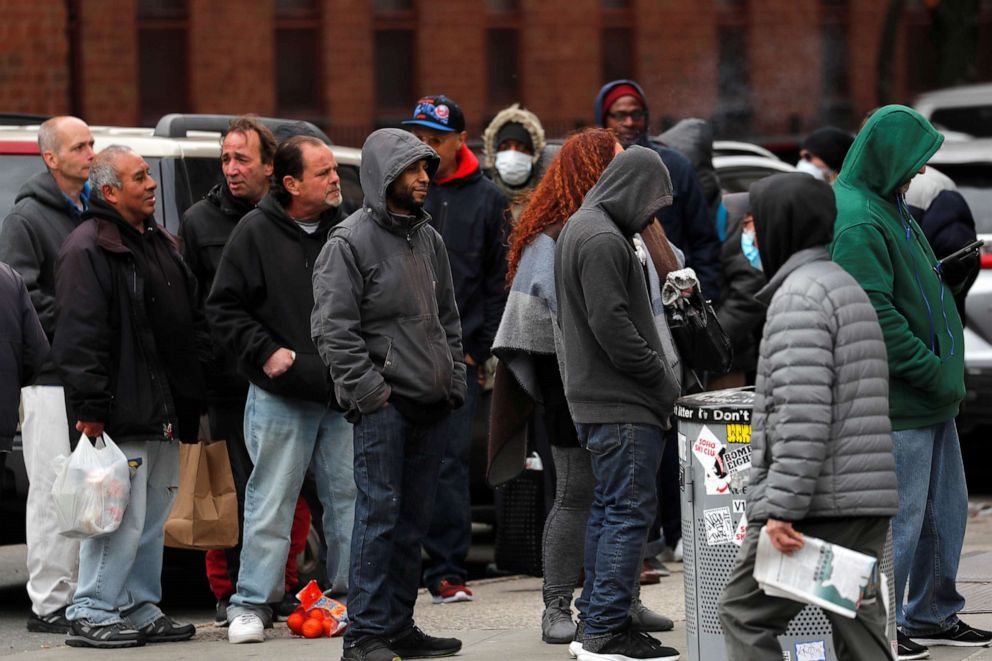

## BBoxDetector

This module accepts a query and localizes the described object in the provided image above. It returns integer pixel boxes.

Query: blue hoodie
[595,80,721,302]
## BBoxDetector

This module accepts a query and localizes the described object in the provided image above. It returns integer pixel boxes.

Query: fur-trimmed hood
[482,104,547,169]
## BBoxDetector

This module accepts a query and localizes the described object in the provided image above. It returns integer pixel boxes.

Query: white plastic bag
[50,433,131,538]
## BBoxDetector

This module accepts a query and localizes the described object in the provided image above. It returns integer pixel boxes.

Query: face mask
[495,149,533,187]
[741,229,762,271]
[796,158,827,181]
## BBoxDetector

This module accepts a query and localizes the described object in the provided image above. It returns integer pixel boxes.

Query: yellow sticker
[727,423,751,444]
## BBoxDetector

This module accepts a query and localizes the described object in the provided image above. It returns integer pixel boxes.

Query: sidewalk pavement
[7,499,992,660]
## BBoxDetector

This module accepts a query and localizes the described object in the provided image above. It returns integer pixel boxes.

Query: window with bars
[275,0,322,117]
[138,0,189,126]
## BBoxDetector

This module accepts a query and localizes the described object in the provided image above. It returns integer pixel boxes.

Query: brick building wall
[1,0,972,147]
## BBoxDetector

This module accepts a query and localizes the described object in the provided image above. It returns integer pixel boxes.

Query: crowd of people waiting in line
[0,78,987,661]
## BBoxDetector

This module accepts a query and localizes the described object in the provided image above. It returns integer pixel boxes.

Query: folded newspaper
[753,526,879,619]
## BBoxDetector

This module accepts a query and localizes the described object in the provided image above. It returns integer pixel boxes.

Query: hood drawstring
[897,194,955,360]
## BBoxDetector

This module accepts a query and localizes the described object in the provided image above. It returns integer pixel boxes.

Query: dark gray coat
[554,146,681,429]
[747,248,898,522]
[311,129,467,414]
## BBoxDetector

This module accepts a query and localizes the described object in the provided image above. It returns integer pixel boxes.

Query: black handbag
[666,290,733,374]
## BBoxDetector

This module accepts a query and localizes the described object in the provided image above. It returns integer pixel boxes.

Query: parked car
[714,154,796,194]
[914,83,992,141]
[0,114,363,590]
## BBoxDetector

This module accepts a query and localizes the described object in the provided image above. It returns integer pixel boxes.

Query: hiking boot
[897,631,929,660]
[910,620,992,647]
[629,599,674,633]
[137,615,195,643]
[579,628,680,661]
[341,637,401,661]
[215,597,229,625]
[26,607,70,634]
[389,625,462,658]
[65,619,145,649]
[542,596,576,644]
[430,577,473,604]
[228,612,264,644]
[271,593,301,622]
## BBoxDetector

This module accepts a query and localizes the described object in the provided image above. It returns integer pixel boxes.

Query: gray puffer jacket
[311,129,467,414]
[747,247,898,522]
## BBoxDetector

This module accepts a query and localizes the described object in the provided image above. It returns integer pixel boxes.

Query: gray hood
[580,145,673,236]
[360,128,439,221]
[657,118,714,171]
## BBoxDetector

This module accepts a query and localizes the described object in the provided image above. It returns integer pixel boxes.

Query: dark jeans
[345,404,449,645]
[574,422,664,638]
[422,377,479,590]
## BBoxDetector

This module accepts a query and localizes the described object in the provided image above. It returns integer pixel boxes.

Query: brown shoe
[639,559,661,585]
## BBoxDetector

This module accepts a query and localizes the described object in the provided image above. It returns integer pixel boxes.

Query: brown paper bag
[164,441,239,550]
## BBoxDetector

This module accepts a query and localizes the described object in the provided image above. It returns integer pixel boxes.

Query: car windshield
[0,154,47,220]
[935,163,992,234]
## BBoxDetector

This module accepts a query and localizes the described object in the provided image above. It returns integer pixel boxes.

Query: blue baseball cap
[401,95,465,133]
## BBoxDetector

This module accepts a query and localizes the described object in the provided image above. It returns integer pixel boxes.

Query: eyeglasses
[607,110,646,122]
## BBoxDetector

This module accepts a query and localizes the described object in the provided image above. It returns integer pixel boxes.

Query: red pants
[205,496,311,600]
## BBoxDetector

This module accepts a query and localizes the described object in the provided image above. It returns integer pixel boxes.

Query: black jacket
[53,200,207,446]
[180,183,255,400]
[311,129,467,414]
[555,146,681,429]
[716,193,766,374]
[207,194,338,404]
[0,263,49,451]
[0,172,87,384]
[424,146,509,363]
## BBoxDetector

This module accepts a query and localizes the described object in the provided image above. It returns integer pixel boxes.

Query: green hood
[837,105,943,198]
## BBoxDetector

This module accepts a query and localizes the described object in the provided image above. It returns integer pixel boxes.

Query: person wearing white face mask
[483,104,559,221]
[795,126,855,185]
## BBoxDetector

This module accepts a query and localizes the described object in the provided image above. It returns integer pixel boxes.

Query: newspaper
[753,526,878,619]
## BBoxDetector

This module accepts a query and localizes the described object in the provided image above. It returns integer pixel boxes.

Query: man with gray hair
[53,145,206,648]
[0,116,93,633]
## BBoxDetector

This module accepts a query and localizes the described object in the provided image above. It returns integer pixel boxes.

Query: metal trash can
[676,387,896,661]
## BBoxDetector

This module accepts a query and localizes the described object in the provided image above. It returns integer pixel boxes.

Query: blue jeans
[891,420,968,635]
[345,404,449,645]
[68,440,179,627]
[422,377,479,590]
[574,422,664,638]
[228,386,355,619]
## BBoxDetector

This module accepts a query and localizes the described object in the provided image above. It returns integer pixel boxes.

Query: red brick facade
[0,1,985,145]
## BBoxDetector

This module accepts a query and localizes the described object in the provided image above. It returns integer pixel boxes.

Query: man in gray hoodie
[311,128,466,661]
[554,146,681,661]
[0,116,94,633]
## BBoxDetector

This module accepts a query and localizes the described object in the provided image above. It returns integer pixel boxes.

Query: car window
[930,106,992,139]
[0,154,47,221]
[935,163,992,234]
[718,166,785,194]
[339,164,362,217]
[182,156,224,211]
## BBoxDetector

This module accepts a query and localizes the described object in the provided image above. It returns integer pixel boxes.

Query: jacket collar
[85,198,175,255]
[755,246,829,305]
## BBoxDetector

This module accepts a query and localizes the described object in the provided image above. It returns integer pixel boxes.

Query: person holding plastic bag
[53,145,208,649]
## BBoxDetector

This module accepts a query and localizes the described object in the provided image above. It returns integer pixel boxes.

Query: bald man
[0,116,94,633]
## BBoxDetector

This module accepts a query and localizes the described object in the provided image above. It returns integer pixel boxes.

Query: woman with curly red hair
[489,128,675,647]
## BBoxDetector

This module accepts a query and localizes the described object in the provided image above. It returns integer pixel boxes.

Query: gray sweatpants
[718,517,891,661]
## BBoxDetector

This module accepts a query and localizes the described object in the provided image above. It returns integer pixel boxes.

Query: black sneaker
[271,593,301,622]
[897,631,930,660]
[910,619,992,647]
[137,615,196,643]
[580,628,680,661]
[26,607,70,634]
[65,619,145,649]
[389,626,462,658]
[215,597,229,625]
[341,637,401,661]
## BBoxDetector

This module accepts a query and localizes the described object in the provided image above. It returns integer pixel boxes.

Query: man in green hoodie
[831,105,991,659]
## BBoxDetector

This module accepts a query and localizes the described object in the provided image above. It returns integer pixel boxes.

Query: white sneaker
[228,613,264,644]
[673,538,683,562]
[569,640,584,658]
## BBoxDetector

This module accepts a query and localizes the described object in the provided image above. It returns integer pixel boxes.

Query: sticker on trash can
[703,506,734,545]
[678,432,687,462]
[693,426,750,496]
[727,423,751,444]
[733,513,748,546]
[794,640,827,661]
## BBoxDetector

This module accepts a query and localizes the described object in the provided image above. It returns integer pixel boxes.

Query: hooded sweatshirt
[594,80,721,303]
[481,104,559,218]
[311,129,467,415]
[0,171,87,384]
[746,173,897,522]
[554,146,681,429]
[830,105,963,430]
[206,193,338,404]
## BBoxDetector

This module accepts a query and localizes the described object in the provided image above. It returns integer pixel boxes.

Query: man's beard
[388,189,423,214]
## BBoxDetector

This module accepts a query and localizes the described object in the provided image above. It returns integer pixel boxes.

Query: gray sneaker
[542,596,576,644]
[630,599,674,633]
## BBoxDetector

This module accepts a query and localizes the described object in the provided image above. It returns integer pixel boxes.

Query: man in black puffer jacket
[207,135,355,645]
[54,145,207,648]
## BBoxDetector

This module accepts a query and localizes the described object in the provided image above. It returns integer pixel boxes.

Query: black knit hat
[495,121,534,152]
[801,127,855,173]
